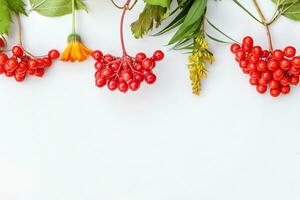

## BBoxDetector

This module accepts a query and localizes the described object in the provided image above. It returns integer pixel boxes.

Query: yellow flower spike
[61,34,92,63]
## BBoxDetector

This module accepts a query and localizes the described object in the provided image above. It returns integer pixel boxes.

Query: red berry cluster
[92,50,164,93]
[231,36,300,97]
[0,44,60,82]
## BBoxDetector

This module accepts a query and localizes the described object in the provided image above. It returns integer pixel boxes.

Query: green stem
[72,0,76,34]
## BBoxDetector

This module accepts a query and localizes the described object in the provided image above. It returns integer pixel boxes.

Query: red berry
[242,36,253,47]
[270,88,281,97]
[249,55,259,64]
[104,54,114,63]
[118,81,128,93]
[14,74,26,82]
[145,73,156,84]
[92,50,103,61]
[121,71,132,82]
[269,79,280,89]
[280,75,290,86]
[248,63,257,72]
[284,46,296,58]
[94,61,104,71]
[230,44,240,54]
[249,78,259,85]
[5,70,14,77]
[272,49,284,61]
[27,68,36,75]
[153,50,164,61]
[107,79,118,91]
[267,60,279,71]
[48,49,60,60]
[239,60,248,69]
[262,50,270,58]
[12,46,23,57]
[95,78,106,88]
[290,75,299,85]
[128,79,140,91]
[257,60,267,72]
[291,56,300,68]
[101,68,113,78]
[43,57,52,67]
[281,85,290,94]
[258,78,269,86]
[133,73,144,82]
[251,46,262,57]
[242,45,252,53]
[0,65,5,74]
[5,57,18,71]
[273,69,284,81]
[279,59,291,71]
[35,68,45,77]
[250,71,260,79]
[235,50,246,60]
[28,59,38,69]
[135,53,147,63]
[261,71,272,80]
[142,58,155,70]
[256,85,267,94]
[0,53,8,65]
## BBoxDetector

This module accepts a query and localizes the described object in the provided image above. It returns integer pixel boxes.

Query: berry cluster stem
[252,0,273,52]
[120,0,131,57]
[16,13,23,47]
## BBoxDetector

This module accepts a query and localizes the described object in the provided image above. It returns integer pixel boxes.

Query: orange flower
[61,34,92,62]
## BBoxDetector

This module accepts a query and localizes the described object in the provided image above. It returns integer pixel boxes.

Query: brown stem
[252,0,273,51]
[15,13,23,47]
[120,0,131,56]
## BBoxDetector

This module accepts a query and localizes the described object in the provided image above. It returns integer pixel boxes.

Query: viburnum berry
[0,45,60,82]
[92,50,103,61]
[230,36,300,97]
[153,50,164,61]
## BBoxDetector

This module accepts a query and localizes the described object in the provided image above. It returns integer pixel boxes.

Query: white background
[0,0,300,200]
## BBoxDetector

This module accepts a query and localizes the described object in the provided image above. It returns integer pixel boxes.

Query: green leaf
[0,0,12,35]
[7,0,27,15]
[272,0,300,20]
[145,0,171,8]
[131,4,168,38]
[168,0,207,45]
[29,0,88,17]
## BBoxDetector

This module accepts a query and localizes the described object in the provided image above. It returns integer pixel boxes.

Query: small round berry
[242,36,253,47]
[35,68,45,77]
[92,50,103,61]
[258,78,269,86]
[280,75,290,86]
[267,60,279,71]
[122,71,133,82]
[94,61,104,71]
[133,73,144,82]
[257,60,267,72]
[14,74,26,82]
[250,71,260,79]
[43,57,52,67]
[145,73,156,84]
[239,60,248,69]
[262,50,270,58]
[249,55,259,64]
[27,68,36,76]
[290,75,299,85]
[270,88,281,97]
[107,79,118,91]
[128,79,140,91]
[256,85,267,94]
[248,63,257,72]
[242,44,252,53]
[12,46,23,57]
[0,65,5,74]
[135,53,147,63]
[48,49,60,60]
[5,57,18,71]
[153,50,164,61]
[251,46,262,57]
[272,49,284,61]
[142,58,155,70]
[281,85,291,95]
[96,78,107,88]
[291,56,300,68]
[261,71,272,80]
[279,59,291,71]
[101,68,113,78]
[273,69,284,81]
[249,78,259,85]
[235,50,246,60]
[230,44,240,54]
[284,46,296,58]
[269,79,280,89]
[28,59,38,69]
[0,53,8,65]
[118,81,128,93]
[104,54,114,63]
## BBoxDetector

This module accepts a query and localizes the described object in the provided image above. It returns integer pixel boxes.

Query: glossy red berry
[28,59,38,69]
[290,75,299,85]
[92,50,103,61]
[251,46,262,57]
[12,46,23,57]
[279,59,291,71]
[280,75,290,86]
[35,68,45,77]
[249,78,259,85]
[128,79,140,91]
[118,81,128,93]
[230,44,240,54]
[153,50,164,61]
[284,46,296,58]
[272,49,284,61]
[269,79,280,89]
[0,53,8,65]
[235,50,246,60]
[267,60,279,71]
[142,58,155,70]
[281,85,290,94]
[95,78,107,88]
[257,61,267,72]
[145,73,156,84]
[291,56,300,68]
[261,71,272,80]
[107,79,118,91]
[135,53,147,63]
[270,88,281,97]
[48,49,60,60]
[256,85,267,94]
[242,36,253,47]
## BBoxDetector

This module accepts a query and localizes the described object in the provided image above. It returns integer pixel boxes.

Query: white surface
[0,0,300,200]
